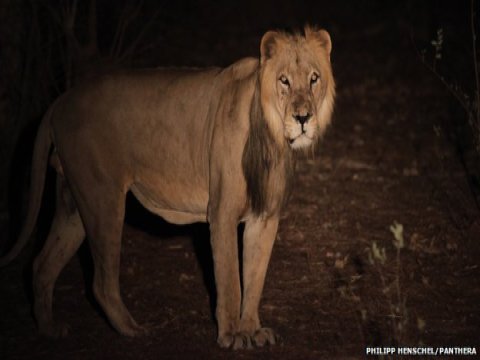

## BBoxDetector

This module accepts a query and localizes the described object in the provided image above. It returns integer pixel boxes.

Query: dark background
[1,1,479,359]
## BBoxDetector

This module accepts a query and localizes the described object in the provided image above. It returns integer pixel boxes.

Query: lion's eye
[310,73,319,86]
[279,75,290,87]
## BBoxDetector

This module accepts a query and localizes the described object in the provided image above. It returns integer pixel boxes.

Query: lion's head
[259,26,335,150]
[243,26,335,215]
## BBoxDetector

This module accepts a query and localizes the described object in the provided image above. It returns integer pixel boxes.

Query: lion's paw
[233,332,254,350]
[217,333,235,349]
[252,327,277,347]
[218,328,278,350]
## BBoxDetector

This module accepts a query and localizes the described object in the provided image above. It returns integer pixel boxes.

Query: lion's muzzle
[291,92,314,129]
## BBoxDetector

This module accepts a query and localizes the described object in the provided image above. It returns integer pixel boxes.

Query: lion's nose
[293,113,312,125]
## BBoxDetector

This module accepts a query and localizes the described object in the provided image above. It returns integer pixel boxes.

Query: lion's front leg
[209,217,242,348]
[239,216,279,348]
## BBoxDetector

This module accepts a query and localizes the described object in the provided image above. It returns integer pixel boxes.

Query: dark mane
[242,76,295,216]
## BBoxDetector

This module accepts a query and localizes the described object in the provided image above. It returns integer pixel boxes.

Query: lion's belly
[130,183,208,225]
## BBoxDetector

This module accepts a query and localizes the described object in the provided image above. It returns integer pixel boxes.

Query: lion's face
[259,27,335,150]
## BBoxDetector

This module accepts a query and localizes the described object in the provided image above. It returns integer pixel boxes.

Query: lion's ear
[260,31,279,64]
[305,27,332,57]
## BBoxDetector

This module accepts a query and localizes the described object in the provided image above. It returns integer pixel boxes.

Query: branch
[62,0,78,36]
[62,0,79,88]
[119,6,163,62]
[410,30,470,112]
[86,0,98,55]
[111,1,143,59]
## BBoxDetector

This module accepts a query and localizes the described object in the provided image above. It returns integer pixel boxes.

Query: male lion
[0,26,335,349]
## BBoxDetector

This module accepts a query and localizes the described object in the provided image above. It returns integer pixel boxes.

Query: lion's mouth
[288,133,313,149]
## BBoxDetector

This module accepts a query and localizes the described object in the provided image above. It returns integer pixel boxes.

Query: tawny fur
[0,26,335,349]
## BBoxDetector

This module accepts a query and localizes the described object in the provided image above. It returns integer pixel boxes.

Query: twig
[86,0,98,54]
[414,43,469,111]
[120,6,163,62]
[111,1,144,59]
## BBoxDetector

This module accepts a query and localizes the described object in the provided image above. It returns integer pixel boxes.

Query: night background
[1,0,479,359]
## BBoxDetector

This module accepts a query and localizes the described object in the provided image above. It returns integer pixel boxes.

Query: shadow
[76,240,98,314]
[124,193,218,318]
[191,225,216,317]
[124,192,202,238]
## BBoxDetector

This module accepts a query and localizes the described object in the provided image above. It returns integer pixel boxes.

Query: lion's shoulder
[222,57,259,82]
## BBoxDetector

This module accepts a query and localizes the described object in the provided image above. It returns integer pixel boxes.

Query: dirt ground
[1,2,479,359]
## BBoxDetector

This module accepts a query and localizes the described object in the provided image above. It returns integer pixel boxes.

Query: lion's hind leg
[68,178,148,337]
[33,175,85,338]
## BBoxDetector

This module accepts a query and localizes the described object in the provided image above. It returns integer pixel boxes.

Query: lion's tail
[0,105,54,267]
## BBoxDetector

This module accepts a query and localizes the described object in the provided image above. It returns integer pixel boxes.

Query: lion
[0,26,335,349]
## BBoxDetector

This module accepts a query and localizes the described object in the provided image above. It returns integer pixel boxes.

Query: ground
[1,2,479,359]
